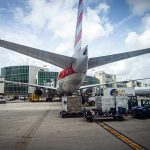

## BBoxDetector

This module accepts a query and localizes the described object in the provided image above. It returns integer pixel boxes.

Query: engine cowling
[34,89,43,97]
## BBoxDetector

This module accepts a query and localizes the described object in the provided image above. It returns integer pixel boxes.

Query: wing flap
[0,39,75,69]
[88,48,150,69]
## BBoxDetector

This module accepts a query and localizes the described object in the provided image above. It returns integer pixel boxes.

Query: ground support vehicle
[60,96,82,118]
[87,96,95,106]
[0,96,6,104]
[81,94,128,122]
[19,96,26,101]
[131,99,150,119]
[45,89,56,102]
[127,95,138,111]
[81,107,125,122]
[29,94,39,102]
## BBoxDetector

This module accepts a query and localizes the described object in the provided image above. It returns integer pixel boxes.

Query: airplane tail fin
[74,0,83,57]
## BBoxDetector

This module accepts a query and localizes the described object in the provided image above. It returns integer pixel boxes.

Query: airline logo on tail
[74,0,83,55]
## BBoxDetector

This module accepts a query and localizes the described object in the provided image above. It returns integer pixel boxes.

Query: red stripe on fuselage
[58,66,76,80]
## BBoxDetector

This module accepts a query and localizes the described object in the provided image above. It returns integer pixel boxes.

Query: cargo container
[60,96,82,117]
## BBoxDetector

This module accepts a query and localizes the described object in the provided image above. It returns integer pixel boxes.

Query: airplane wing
[79,77,150,89]
[0,79,56,90]
[79,84,105,89]
[0,39,75,69]
[88,48,150,69]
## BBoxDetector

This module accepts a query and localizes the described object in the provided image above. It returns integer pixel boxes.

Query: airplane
[0,0,150,96]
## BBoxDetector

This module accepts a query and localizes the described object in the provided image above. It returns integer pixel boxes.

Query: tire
[86,117,93,122]
[119,116,124,121]
[60,111,66,115]
[61,113,67,118]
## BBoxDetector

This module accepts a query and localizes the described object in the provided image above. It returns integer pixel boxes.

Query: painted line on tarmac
[15,109,50,150]
[96,121,147,150]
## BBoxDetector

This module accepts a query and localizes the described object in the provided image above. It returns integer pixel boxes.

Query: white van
[5,96,14,101]
[0,96,6,103]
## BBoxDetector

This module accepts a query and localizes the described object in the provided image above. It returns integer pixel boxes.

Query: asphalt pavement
[0,102,149,150]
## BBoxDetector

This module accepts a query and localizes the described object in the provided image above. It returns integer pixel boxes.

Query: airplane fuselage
[1,0,149,95]
[57,47,88,94]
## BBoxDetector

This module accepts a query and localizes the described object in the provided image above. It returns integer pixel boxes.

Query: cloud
[142,14,150,29]
[0,26,51,69]
[1,0,77,69]
[55,42,72,54]
[114,0,150,29]
[125,14,150,49]
[127,0,150,16]
[0,0,113,71]
[14,0,77,38]
[115,14,150,80]
[14,0,113,44]
[125,30,150,49]
[88,14,150,80]
[83,5,113,45]
[97,3,110,13]
[0,0,150,84]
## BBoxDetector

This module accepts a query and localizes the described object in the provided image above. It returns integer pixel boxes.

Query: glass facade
[83,75,100,86]
[37,71,58,87]
[1,66,29,95]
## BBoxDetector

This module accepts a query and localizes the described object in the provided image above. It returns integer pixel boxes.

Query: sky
[0,0,150,81]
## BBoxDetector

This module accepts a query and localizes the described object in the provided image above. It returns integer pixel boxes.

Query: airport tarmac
[0,102,149,150]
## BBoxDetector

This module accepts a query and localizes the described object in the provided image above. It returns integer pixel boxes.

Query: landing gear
[46,89,57,102]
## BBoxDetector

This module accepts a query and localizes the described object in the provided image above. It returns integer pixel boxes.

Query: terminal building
[83,75,99,86]
[0,65,99,95]
[1,66,57,95]
[1,65,149,96]
[95,71,116,87]
[95,71,150,88]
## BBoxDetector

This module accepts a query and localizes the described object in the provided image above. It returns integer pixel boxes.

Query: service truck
[82,87,135,121]
[98,87,135,112]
